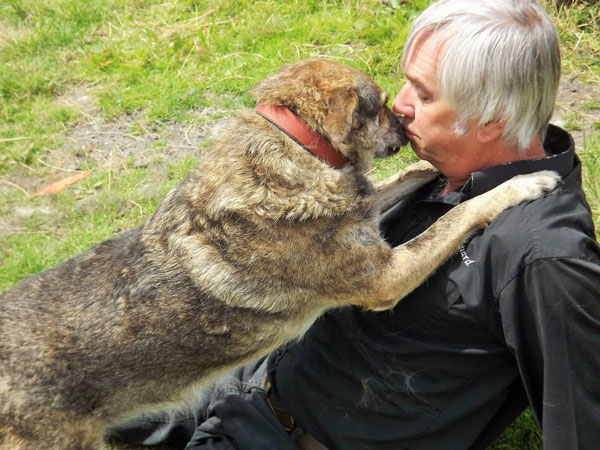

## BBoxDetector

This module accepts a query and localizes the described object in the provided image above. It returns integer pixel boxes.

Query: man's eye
[417,90,431,102]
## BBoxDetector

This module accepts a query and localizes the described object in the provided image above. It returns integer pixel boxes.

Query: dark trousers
[107,358,300,450]
[107,356,526,450]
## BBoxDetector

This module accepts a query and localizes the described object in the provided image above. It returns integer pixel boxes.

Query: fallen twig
[32,170,93,197]
[0,179,31,198]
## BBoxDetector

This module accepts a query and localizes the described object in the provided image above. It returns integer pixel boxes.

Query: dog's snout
[396,123,409,148]
[385,108,408,148]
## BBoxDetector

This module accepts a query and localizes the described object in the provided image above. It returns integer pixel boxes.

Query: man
[111,0,600,448]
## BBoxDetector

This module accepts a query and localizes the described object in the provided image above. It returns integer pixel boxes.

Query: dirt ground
[553,76,600,149]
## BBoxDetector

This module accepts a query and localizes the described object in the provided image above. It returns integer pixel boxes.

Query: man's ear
[477,120,505,144]
[323,88,358,143]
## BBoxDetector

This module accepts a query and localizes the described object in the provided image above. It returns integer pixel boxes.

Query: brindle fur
[0,60,560,449]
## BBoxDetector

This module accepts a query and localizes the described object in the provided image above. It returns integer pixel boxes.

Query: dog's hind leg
[0,414,104,450]
[0,426,65,450]
[375,160,439,212]
[0,431,102,450]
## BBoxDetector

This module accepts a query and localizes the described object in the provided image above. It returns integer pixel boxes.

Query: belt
[265,379,329,450]
[267,385,297,432]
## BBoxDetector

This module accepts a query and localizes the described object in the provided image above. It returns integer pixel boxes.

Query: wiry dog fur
[0,59,560,449]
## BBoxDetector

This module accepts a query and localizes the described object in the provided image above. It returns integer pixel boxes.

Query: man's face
[392,32,480,181]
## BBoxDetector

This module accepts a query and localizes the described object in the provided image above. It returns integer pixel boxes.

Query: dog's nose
[397,126,409,147]
[384,108,408,147]
[394,121,409,148]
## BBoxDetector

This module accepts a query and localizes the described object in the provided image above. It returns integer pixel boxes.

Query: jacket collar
[466,125,575,196]
[432,125,576,205]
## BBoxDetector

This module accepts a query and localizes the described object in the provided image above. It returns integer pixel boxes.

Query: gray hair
[404,0,561,150]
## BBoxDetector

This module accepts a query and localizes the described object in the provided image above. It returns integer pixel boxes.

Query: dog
[0,59,560,449]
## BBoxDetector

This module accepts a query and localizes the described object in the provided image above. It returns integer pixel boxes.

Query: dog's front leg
[361,170,561,311]
[375,160,439,212]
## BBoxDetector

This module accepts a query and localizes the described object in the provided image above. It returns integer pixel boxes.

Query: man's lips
[404,128,418,141]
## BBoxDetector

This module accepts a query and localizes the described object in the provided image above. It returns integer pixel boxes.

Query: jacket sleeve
[499,257,600,450]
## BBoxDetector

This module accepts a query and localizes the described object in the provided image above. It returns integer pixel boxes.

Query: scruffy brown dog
[0,59,560,450]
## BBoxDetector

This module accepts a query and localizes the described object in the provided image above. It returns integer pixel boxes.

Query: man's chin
[411,148,438,169]
[410,142,424,159]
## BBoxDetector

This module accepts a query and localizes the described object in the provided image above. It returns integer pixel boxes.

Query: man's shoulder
[482,175,597,262]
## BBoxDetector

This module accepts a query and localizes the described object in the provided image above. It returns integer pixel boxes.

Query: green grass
[1,0,599,448]
[488,409,543,450]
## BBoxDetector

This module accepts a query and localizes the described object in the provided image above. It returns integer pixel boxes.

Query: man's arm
[499,257,600,449]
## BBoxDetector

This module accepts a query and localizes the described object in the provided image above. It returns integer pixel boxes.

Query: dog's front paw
[472,170,561,224]
[498,170,562,204]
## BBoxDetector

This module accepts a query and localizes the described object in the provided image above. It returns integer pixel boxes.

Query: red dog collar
[255,103,348,169]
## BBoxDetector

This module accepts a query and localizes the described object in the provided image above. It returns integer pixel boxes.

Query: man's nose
[392,85,415,119]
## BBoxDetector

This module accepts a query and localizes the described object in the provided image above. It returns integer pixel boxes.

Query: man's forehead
[403,31,447,93]
[404,30,447,69]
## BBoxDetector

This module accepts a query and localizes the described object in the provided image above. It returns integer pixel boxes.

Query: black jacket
[269,125,600,449]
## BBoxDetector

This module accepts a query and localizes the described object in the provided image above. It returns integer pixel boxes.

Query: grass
[0,0,599,448]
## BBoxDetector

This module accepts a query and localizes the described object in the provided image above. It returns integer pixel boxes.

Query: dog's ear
[323,88,358,143]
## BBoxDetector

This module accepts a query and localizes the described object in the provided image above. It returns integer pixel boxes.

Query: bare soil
[553,75,600,149]
[1,85,233,196]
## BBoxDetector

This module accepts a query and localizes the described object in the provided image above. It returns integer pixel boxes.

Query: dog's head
[250,59,407,172]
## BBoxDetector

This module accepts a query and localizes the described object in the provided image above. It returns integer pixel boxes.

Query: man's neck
[440,136,546,197]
